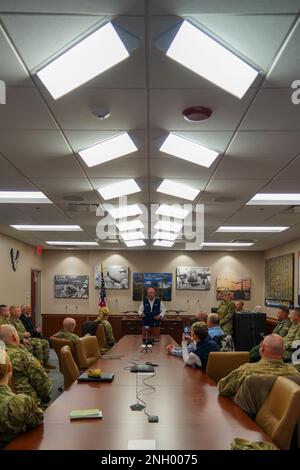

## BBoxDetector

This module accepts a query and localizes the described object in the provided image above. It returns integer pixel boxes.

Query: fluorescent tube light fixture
[156,20,258,98]
[107,204,142,219]
[153,240,174,247]
[159,133,219,168]
[98,179,141,200]
[11,225,82,231]
[154,220,183,232]
[78,133,138,168]
[155,204,190,219]
[217,226,288,233]
[124,239,145,247]
[154,231,178,241]
[157,179,200,201]
[120,231,145,241]
[247,194,300,205]
[46,241,98,246]
[37,22,139,99]
[0,191,51,204]
[201,242,254,247]
[116,220,144,231]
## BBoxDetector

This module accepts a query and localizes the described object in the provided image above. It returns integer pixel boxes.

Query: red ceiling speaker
[37,245,43,256]
[182,106,212,122]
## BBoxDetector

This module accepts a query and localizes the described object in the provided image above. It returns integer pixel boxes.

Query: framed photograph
[265,254,294,308]
[133,272,172,301]
[55,275,89,299]
[216,277,251,300]
[176,267,211,290]
[95,266,129,289]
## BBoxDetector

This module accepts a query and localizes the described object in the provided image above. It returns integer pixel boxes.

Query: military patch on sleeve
[32,358,41,368]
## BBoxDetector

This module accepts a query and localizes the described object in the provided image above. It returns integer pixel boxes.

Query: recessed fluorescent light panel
[107,204,142,219]
[124,239,145,247]
[0,191,51,204]
[247,194,300,205]
[116,220,144,231]
[202,242,254,247]
[78,133,137,168]
[160,133,219,168]
[153,240,174,247]
[217,226,288,233]
[120,231,145,241]
[157,179,200,201]
[154,231,178,241]
[154,220,183,232]
[46,241,98,246]
[98,179,141,200]
[157,20,258,98]
[11,225,82,231]
[155,204,190,219]
[37,22,139,99]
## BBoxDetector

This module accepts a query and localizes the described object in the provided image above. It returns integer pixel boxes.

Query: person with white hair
[52,317,79,344]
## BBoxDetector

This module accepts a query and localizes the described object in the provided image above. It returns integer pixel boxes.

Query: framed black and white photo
[176,267,211,290]
[55,275,89,299]
[95,266,129,289]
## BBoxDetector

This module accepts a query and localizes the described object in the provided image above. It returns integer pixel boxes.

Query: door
[31,270,41,327]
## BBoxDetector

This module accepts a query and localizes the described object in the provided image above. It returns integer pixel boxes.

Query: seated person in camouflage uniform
[0,324,52,406]
[98,307,115,347]
[0,304,10,326]
[53,317,79,344]
[283,307,300,361]
[217,291,236,336]
[249,307,291,362]
[0,343,44,449]
[218,334,299,397]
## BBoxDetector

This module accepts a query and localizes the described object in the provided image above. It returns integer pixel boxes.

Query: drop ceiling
[0,0,300,251]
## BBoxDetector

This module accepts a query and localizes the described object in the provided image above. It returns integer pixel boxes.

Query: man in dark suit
[20,305,42,338]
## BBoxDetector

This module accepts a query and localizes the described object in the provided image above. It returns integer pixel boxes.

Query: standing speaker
[233,312,267,351]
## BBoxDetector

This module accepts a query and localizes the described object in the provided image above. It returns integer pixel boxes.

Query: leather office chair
[60,345,80,389]
[96,323,109,352]
[206,351,250,383]
[50,336,78,370]
[256,376,300,450]
[76,335,100,369]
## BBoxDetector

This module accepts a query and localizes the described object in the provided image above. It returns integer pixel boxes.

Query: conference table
[5,335,271,450]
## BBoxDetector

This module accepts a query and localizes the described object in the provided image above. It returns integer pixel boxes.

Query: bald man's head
[146,287,156,301]
[260,334,285,360]
[195,312,208,322]
[9,305,21,318]
[0,324,20,346]
[63,317,76,333]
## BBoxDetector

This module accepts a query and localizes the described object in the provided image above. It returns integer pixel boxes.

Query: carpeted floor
[48,349,64,404]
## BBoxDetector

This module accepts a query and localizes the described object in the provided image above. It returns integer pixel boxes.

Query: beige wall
[41,250,265,316]
[0,232,42,305]
[264,237,300,318]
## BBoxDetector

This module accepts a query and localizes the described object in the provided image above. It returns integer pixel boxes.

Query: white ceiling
[0,0,300,251]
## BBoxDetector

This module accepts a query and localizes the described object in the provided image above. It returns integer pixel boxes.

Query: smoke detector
[92,107,110,120]
[182,106,212,122]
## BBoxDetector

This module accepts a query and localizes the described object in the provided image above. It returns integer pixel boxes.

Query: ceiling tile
[228,131,300,159]
[213,157,288,180]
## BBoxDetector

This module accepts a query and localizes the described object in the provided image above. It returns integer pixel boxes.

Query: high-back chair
[60,345,80,389]
[96,323,109,352]
[256,376,300,450]
[50,336,78,371]
[206,351,250,383]
[76,335,100,369]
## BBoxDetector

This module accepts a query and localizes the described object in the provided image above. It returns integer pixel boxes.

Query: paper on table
[128,440,156,450]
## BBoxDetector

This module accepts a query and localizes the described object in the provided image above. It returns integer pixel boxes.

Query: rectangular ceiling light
[78,133,137,168]
[0,191,51,204]
[107,204,142,219]
[201,242,254,247]
[217,226,288,233]
[154,231,178,241]
[46,241,98,246]
[154,220,183,232]
[153,240,174,247]
[155,204,190,219]
[160,133,219,168]
[37,22,132,99]
[164,20,258,98]
[247,194,300,205]
[98,179,141,200]
[124,239,145,247]
[120,231,145,241]
[157,179,200,201]
[116,219,144,231]
[11,225,82,231]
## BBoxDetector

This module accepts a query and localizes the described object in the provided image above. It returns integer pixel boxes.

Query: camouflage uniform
[0,315,10,327]
[249,318,292,362]
[218,358,299,396]
[283,323,300,359]
[0,384,43,449]
[217,301,236,336]
[6,343,52,406]
[102,320,115,346]
[53,329,79,344]
[8,317,49,364]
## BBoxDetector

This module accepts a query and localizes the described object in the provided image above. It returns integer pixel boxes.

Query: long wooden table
[5,335,271,450]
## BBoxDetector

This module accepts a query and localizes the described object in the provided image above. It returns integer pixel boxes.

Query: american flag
[99,265,107,307]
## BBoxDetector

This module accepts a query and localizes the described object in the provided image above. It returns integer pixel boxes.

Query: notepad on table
[69,409,102,420]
